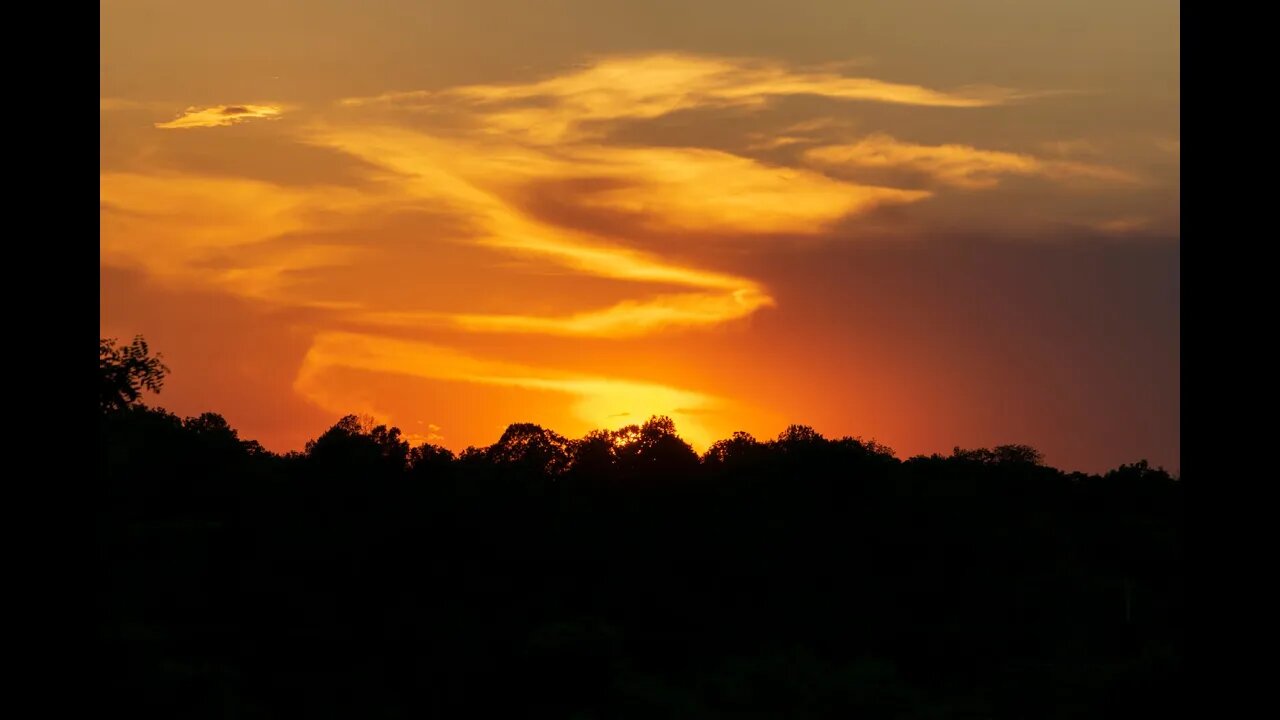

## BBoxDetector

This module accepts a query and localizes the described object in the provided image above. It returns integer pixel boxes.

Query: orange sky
[100,1,1179,473]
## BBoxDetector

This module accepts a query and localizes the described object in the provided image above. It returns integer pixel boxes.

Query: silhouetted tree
[408,442,455,479]
[96,353,1182,719]
[566,429,618,482]
[703,431,764,468]
[616,415,699,477]
[951,444,1044,466]
[993,443,1045,466]
[775,423,825,447]
[304,414,410,480]
[486,422,571,477]
[100,335,169,413]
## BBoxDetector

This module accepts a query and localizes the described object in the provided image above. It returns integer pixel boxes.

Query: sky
[100,0,1179,473]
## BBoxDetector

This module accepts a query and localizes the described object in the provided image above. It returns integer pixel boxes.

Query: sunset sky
[100,1,1179,473]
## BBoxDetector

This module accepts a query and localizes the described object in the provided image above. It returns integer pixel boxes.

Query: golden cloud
[105,56,1092,346]
[351,288,775,339]
[100,171,385,302]
[557,145,928,233]
[295,119,935,338]
[804,134,1139,189]
[342,53,1022,143]
[300,124,793,337]
[155,103,286,129]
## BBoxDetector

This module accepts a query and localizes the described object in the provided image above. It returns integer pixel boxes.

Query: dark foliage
[101,335,169,412]
[99,339,1181,719]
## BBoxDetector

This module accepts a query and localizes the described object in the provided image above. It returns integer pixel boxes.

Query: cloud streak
[342,53,1024,143]
[155,103,286,129]
[99,171,385,302]
[300,124,802,338]
[804,134,1139,189]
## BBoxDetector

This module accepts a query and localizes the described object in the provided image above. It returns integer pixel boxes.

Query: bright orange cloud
[350,288,775,339]
[298,124,800,338]
[155,103,286,129]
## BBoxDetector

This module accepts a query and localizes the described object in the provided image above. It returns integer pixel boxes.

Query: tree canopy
[97,338,1180,718]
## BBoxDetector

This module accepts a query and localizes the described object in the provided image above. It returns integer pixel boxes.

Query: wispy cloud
[103,55,1114,346]
[342,53,1024,143]
[544,145,928,234]
[301,123,868,338]
[352,289,775,339]
[155,103,286,129]
[804,134,1139,189]
[298,116,935,338]
[99,171,385,302]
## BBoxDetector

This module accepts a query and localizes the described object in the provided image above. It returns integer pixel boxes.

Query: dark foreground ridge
[100,337,1182,718]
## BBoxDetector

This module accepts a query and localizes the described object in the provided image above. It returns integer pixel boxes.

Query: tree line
[99,336,1182,718]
